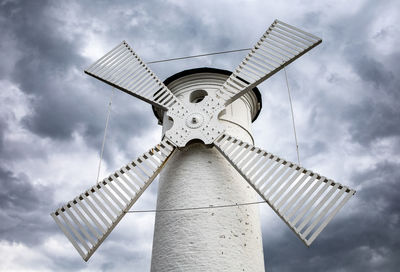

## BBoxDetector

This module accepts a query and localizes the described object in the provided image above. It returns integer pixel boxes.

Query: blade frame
[51,140,176,261]
[216,20,322,107]
[85,41,180,111]
[214,133,355,246]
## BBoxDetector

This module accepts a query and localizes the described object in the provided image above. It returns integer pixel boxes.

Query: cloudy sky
[1,0,399,271]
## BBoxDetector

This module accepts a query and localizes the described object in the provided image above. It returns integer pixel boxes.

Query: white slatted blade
[214,134,355,246]
[51,139,175,261]
[216,19,322,106]
[85,41,179,110]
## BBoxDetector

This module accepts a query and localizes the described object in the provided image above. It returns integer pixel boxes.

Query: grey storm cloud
[1,0,97,140]
[345,54,400,146]
[1,0,156,160]
[0,166,57,245]
[0,0,399,271]
[263,160,400,271]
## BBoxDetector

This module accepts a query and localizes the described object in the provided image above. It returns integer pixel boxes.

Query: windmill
[51,19,355,270]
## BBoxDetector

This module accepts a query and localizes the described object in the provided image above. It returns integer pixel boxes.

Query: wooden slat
[307,190,354,245]
[51,213,86,259]
[64,205,96,245]
[69,201,101,240]
[75,197,106,234]
[99,181,125,210]
[274,169,304,210]
[58,210,90,252]
[81,193,111,228]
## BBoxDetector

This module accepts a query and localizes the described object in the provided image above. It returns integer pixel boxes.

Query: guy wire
[126,201,267,213]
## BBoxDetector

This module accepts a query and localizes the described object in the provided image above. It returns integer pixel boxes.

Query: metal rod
[96,88,114,184]
[284,67,301,165]
[146,48,251,64]
[126,201,267,213]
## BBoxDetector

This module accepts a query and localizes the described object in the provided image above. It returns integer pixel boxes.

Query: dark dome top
[152,67,262,123]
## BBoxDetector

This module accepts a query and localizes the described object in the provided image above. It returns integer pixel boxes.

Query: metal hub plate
[164,94,225,147]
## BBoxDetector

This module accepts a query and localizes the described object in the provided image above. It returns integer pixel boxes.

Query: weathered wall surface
[151,71,265,272]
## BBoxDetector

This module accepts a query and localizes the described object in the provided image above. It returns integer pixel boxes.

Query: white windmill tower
[150,67,265,271]
[51,20,355,271]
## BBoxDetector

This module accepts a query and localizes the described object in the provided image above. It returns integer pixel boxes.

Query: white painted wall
[151,72,265,272]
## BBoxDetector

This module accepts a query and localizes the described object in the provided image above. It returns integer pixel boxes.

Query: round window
[189,89,208,103]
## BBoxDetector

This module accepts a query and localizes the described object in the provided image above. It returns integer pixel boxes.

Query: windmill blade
[85,41,180,110]
[216,20,322,106]
[51,139,175,261]
[214,134,355,246]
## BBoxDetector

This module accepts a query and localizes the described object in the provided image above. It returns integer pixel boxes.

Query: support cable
[283,66,301,165]
[126,201,267,213]
[96,88,114,183]
[146,48,251,64]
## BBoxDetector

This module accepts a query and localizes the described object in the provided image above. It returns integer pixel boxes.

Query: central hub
[164,93,226,147]
[185,113,204,129]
